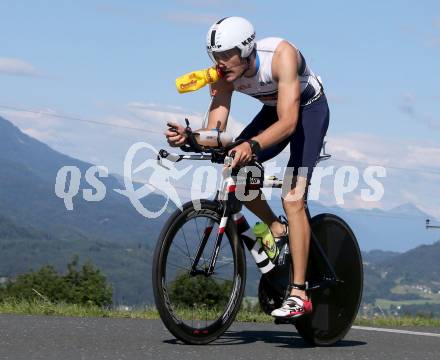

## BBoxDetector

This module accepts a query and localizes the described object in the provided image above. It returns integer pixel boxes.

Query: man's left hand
[228,141,253,168]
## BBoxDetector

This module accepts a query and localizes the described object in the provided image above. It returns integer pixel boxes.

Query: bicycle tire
[295,213,363,346]
[152,199,246,345]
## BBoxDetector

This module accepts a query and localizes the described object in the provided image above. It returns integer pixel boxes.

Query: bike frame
[157,149,340,293]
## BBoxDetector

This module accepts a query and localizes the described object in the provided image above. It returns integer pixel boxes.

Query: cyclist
[165,16,329,319]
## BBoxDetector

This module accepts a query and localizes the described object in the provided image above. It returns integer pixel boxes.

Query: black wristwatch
[246,139,261,155]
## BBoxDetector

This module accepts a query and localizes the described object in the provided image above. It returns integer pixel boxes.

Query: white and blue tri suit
[234,37,329,183]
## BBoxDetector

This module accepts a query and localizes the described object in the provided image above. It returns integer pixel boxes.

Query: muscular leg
[281,94,329,300]
[243,173,311,300]
[282,176,310,300]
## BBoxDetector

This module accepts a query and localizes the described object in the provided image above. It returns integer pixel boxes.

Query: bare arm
[165,78,233,147]
[252,41,300,150]
[205,78,234,131]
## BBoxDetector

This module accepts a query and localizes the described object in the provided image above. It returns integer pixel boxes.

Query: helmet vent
[210,30,216,47]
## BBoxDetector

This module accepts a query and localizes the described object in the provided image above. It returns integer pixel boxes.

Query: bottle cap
[253,222,268,235]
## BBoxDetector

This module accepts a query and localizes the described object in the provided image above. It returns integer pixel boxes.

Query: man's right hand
[165,121,187,147]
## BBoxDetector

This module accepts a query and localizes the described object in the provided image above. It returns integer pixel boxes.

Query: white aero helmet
[206,17,256,63]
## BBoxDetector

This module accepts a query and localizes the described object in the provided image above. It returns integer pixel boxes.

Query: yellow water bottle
[252,222,279,262]
[175,66,223,94]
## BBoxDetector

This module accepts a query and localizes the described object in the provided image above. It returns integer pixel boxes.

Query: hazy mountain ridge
[306,201,438,252]
[380,242,440,285]
[0,116,167,247]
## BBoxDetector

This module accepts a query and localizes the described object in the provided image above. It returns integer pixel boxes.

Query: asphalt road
[0,314,439,360]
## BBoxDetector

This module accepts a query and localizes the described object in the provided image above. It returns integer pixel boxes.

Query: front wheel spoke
[213,261,235,271]
[211,275,233,283]
[166,261,191,272]
[180,227,193,268]
[170,242,194,261]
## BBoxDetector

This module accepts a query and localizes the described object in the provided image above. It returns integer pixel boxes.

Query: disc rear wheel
[295,213,363,346]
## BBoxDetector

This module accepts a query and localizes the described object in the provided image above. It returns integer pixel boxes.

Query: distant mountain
[380,241,440,285]
[362,249,400,265]
[266,198,437,253]
[361,241,440,309]
[0,116,169,247]
[305,201,437,252]
[0,116,173,304]
[0,214,51,243]
[0,214,152,304]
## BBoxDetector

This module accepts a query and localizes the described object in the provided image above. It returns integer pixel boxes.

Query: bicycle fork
[190,168,278,277]
[189,167,233,277]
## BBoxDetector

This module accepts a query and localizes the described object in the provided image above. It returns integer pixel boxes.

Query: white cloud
[316,132,440,217]
[22,128,58,143]
[405,145,440,168]
[0,58,41,77]
[126,101,245,138]
[327,133,394,165]
[263,130,439,217]
[101,115,154,133]
[336,193,384,211]
[0,107,67,148]
[0,102,247,177]
[327,133,440,172]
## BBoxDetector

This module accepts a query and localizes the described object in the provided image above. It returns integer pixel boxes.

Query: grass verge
[1,299,439,328]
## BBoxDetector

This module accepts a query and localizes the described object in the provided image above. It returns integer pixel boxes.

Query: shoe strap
[289,282,307,291]
[285,295,304,307]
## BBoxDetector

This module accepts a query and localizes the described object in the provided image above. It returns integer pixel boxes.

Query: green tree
[0,265,67,302]
[0,256,112,307]
[63,256,112,307]
[169,271,232,308]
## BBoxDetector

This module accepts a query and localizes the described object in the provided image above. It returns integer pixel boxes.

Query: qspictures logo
[55,142,192,219]
[54,142,387,219]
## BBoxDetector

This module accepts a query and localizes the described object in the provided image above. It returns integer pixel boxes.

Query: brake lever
[157,149,183,170]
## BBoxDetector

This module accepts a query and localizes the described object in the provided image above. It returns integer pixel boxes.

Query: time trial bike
[152,122,363,346]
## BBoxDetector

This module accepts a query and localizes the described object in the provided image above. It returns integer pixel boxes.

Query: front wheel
[295,213,363,346]
[152,200,246,345]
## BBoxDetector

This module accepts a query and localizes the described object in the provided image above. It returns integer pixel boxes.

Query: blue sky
[1,0,439,136]
[0,0,439,219]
